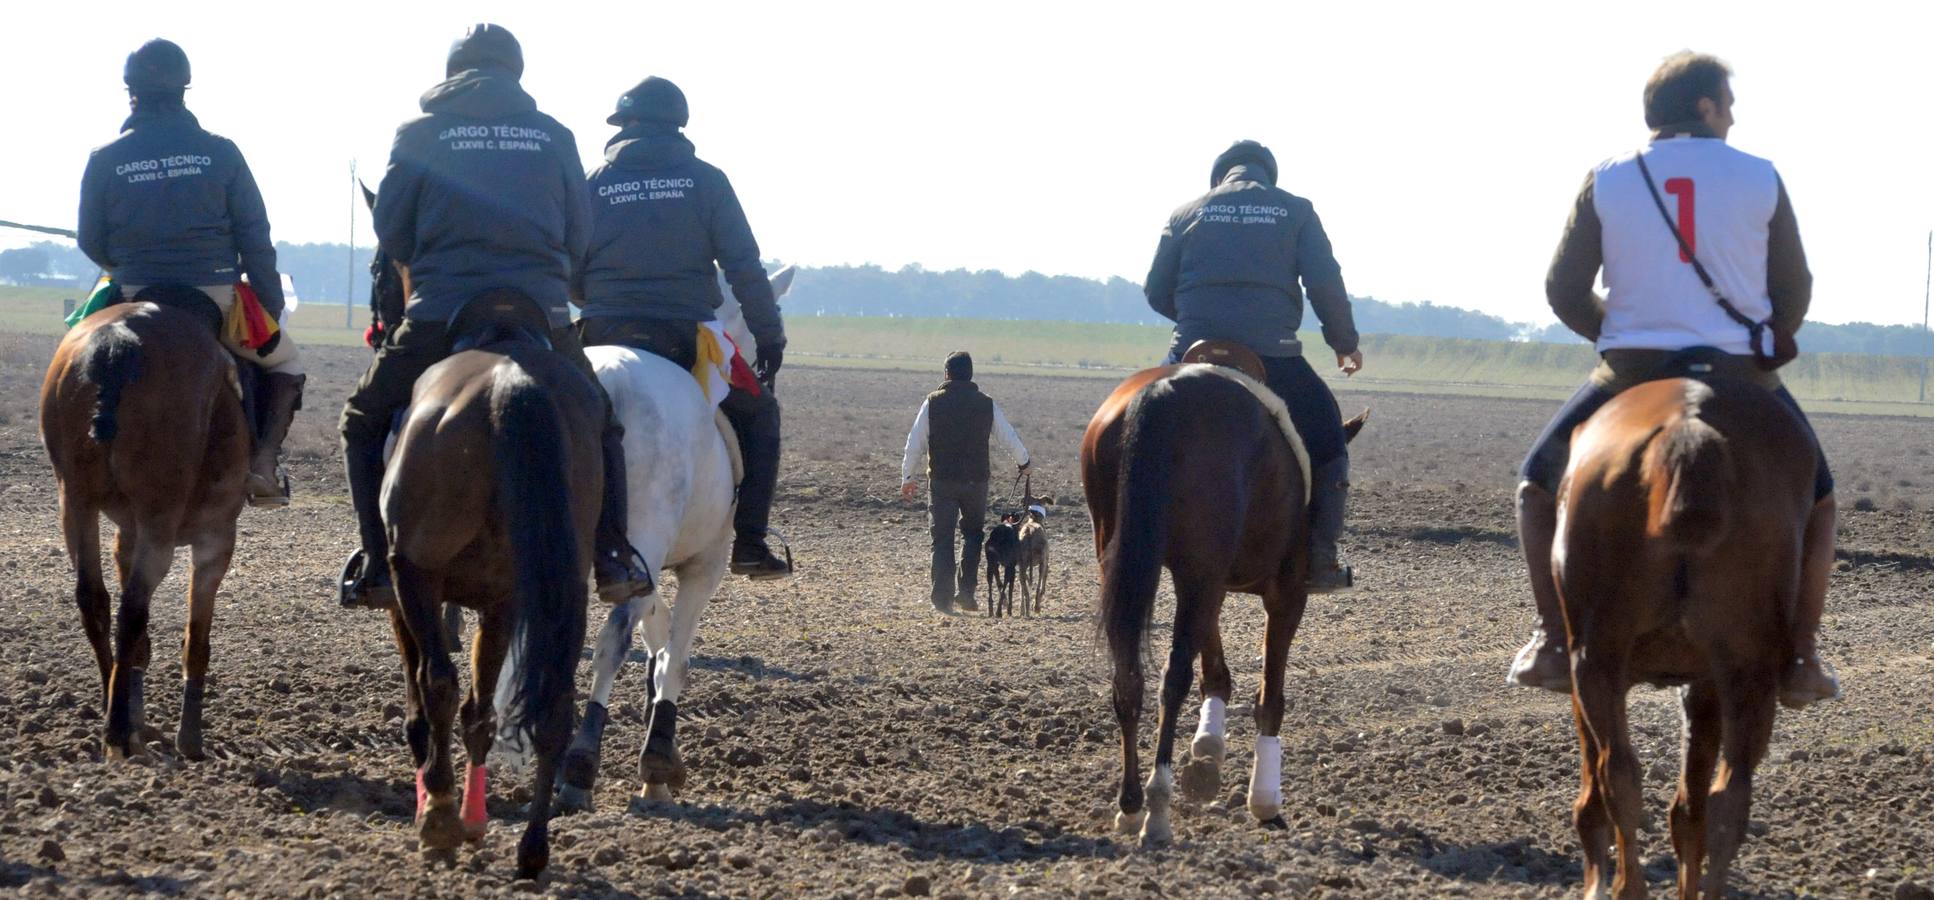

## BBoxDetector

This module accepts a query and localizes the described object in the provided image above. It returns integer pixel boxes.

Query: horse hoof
[637,749,687,791]
[1189,733,1225,765]
[643,782,675,803]
[1113,809,1145,835]
[1259,815,1288,831]
[554,783,594,815]
[418,803,466,852]
[1138,817,1173,848]
[420,846,458,869]
[1177,757,1221,803]
[1248,797,1283,823]
[175,728,205,762]
[138,724,167,745]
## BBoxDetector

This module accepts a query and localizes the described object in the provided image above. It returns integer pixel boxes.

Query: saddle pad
[1175,363,1312,504]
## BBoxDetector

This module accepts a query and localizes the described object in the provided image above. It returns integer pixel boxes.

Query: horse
[374,283,598,879]
[1082,360,1365,847]
[516,267,795,812]
[40,292,247,762]
[1555,375,1818,899]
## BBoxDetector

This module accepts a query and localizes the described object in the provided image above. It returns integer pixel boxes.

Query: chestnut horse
[1556,376,1817,898]
[1082,362,1363,847]
[41,295,246,761]
[378,288,597,878]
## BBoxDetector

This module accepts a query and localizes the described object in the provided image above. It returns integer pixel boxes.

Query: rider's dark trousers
[339,317,625,559]
[575,315,783,542]
[927,478,988,603]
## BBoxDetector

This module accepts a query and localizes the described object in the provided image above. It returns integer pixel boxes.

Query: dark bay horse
[378,289,597,878]
[1555,377,1816,898]
[1082,362,1364,847]
[41,297,247,761]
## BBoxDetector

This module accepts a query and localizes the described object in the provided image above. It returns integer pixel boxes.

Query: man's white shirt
[900,398,1031,484]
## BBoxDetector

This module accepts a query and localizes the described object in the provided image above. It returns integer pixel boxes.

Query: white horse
[494,266,794,810]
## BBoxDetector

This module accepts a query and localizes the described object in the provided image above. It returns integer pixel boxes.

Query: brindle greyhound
[41,292,247,761]
[1082,357,1365,847]
[1555,376,1820,899]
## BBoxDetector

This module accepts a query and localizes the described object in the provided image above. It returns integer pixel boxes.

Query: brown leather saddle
[1180,339,1266,382]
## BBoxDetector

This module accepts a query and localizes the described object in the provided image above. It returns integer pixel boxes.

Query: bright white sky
[5,0,1931,325]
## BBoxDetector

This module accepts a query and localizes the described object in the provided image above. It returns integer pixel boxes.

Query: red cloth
[722,332,761,398]
[231,281,278,349]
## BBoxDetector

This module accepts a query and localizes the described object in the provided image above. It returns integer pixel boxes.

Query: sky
[4,0,1931,326]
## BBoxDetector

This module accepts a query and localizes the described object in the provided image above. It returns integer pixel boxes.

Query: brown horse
[1555,376,1816,898]
[1082,362,1364,847]
[40,296,247,761]
[377,288,597,878]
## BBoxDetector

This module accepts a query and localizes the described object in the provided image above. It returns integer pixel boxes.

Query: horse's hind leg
[1571,700,1613,898]
[1700,670,1777,899]
[1140,575,1218,846]
[387,609,430,771]
[517,667,572,880]
[394,557,463,857]
[1670,681,1721,899]
[1572,649,1644,899]
[559,595,640,812]
[639,555,726,801]
[105,525,172,760]
[1249,577,1307,826]
[1179,600,1232,803]
[59,490,112,707]
[176,525,235,760]
[1109,641,1145,838]
[458,606,511,842]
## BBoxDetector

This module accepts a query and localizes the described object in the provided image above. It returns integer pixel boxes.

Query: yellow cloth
[691,323,732,404]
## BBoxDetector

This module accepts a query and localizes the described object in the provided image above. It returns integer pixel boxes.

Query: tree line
[5,240,1928,358]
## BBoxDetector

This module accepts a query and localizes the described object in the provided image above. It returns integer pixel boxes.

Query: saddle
[1181,339,1267,382]
[448,290,553,353]
[131,284,225,336]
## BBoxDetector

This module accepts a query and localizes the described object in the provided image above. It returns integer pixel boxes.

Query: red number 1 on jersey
[1664,177,1695,262]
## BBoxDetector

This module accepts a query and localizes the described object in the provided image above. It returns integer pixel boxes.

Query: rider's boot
[341,436,395,609]
[727,395,791,580]
[1305,457,1354,594]
[1507,481,1571,692]
[594,420,654,605]
[1781,495,1842,708]
[246,372,304,507]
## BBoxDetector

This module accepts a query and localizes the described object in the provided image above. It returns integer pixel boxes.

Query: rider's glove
[756,339,785,387]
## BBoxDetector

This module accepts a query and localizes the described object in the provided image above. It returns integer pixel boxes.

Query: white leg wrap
[1193,697,1226,743]
[1248,735,1283,821]
[586,601,637,707]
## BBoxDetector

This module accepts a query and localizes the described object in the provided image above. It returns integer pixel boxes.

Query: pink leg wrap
[460,763,489,836]
[414,767,430,819]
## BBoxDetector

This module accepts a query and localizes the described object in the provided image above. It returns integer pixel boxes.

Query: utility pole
[1922,229,1932,402]
[345,161,357,329]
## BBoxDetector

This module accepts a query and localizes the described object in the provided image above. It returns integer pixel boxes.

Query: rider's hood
[418,70,537,118]
[603,122,695,168]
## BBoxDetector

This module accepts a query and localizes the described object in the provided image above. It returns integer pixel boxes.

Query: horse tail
[492,371,589,740]
[1645,412,1733,555]
[82,325,141,443]
[1099,378,1180,667]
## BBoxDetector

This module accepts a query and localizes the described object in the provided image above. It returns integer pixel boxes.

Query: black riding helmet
[1210,140,1277,187]
[447,23,523,79]
[124,39,191,92]
[608,76,688,127]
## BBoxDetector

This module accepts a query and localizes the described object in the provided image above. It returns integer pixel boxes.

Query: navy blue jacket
[1144,164,1357,358]
[575,125,783,349]
[78,105,285,316]
[372,70,588,327]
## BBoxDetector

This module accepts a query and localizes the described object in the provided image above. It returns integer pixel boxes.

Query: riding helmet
[608,76,689,127]
[124,39,191,92]
[446,23,524,78]
[1210,140,1278,187]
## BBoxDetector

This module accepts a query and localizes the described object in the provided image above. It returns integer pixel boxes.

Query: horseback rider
[1508,52,1840,708]
[337,24,652,607]
[78,38,306,508]
[1143,140,1361,593]
[899,352,1033,615]
[575,75,792,581]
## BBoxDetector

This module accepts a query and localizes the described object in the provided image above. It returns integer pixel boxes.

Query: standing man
[78,38,306,508]
[1144,140,1361,592]
[1510,52,1838,707]
[899,352,1032,614]
[337,24,651,608]
[576,75,791,580]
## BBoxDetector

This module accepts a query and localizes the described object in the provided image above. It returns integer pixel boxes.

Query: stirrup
[594,547,655,604]
[245,470,290,508]
[339,550,397,610]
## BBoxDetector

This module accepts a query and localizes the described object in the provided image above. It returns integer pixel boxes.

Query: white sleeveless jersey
[1591,137,1781,354]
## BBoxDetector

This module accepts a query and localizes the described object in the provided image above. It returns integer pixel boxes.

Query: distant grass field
[8,287,1932,416]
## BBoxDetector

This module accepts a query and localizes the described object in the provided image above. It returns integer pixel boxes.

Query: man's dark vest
[926,380,994,482]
